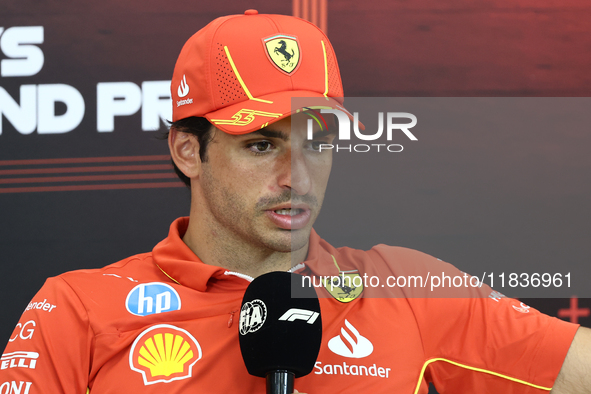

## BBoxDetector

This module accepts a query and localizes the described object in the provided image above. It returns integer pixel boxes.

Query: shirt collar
[152,217,228,291]
[152,217,341,292]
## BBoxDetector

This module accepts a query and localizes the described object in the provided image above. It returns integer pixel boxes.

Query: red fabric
[171,12,345,134]
[1,217,578,393]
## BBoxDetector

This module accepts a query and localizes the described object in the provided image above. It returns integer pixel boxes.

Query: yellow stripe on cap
[224,46,273,104]
[321,40,329,99]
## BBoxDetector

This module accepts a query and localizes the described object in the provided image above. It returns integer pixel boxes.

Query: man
[1,10,590,394]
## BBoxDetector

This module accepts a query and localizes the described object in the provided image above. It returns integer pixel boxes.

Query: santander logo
[328,319,373,358]
[177,75,189,97]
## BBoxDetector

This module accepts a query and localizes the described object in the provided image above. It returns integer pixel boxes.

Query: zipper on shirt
[224,265,306,328]
[223,272,250,329]
[228,309,238,328]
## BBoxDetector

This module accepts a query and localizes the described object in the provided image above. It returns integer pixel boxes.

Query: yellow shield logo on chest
[323,272,364,303]
[263,35,301,75]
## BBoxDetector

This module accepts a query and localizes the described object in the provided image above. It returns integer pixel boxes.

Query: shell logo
[129,324,202,385]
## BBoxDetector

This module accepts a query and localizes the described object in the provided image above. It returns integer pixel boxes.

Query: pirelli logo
[0,351,38,370]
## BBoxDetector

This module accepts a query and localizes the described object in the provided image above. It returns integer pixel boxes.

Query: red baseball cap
[171,10,351,134]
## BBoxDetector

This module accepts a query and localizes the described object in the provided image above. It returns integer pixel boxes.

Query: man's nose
[280,149,311,196]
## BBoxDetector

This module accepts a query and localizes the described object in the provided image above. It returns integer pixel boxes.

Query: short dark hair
[166,116,214,188]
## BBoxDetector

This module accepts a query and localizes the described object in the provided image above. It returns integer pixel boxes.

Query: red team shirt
[1,217,578,393]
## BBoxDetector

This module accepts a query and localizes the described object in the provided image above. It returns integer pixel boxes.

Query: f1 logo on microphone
[278,308,320,324]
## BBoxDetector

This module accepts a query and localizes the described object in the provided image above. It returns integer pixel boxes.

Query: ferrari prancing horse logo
[323,272,364,303]
[263,35,301,75]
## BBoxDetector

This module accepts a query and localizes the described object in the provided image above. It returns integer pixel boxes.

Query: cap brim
[205,90,358,135]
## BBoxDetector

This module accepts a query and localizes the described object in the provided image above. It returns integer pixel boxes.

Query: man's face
[196,113,336,255]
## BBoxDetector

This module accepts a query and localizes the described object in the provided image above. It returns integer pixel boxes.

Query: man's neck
[182,211,309,279]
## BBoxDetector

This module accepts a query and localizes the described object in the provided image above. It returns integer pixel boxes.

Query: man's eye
[249,141,273,153]
[309,141,325,152]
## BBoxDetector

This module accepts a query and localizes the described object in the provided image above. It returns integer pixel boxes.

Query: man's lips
[264,205,312,230]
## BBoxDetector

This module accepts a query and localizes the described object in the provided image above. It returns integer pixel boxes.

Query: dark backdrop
[1,0,590,381]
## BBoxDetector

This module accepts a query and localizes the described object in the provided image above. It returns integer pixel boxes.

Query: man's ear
[168,128,201,179]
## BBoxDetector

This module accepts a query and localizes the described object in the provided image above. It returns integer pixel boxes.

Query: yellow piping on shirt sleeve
[414,358,552,394]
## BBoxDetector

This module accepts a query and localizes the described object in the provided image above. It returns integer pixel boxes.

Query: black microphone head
[238,271,322,378]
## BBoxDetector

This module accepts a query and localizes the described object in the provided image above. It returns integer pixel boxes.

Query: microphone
[239,271,322,394]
